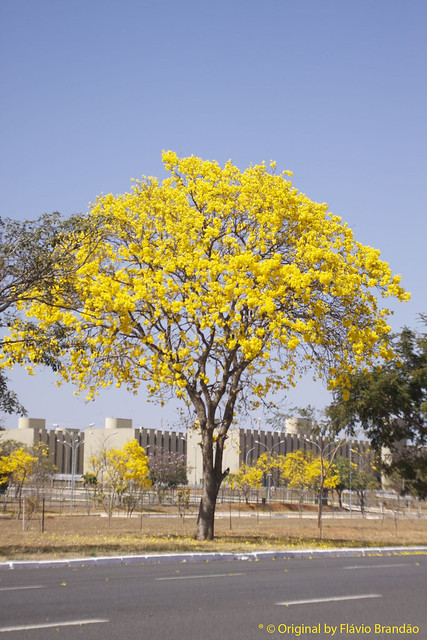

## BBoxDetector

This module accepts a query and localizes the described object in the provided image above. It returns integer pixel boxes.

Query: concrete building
[2,417,186,476]
[186,417,361,485]
[3,416,373,487]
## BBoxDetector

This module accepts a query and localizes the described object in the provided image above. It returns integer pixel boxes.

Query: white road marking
[0,619,109,633]
[276,594,382,606]
[155,573,244,581]
[0,586,43,592]
[344,563,412,570]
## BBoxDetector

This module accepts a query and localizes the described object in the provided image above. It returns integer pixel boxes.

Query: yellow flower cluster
[1,151,409,404]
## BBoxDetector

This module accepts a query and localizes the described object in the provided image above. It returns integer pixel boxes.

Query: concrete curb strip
[1,546,426,570]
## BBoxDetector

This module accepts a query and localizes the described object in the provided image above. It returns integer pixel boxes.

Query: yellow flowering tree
[2,152,409,539]
[227,463,263,504]
[255,452,288,496]
[89,439,150,516]
[0,447,37,518]
[281,449,339,527]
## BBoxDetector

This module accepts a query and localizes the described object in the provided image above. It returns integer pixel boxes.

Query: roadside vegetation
[0,506,426,561]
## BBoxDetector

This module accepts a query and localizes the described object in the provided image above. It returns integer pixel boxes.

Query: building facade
[3,417,375,486]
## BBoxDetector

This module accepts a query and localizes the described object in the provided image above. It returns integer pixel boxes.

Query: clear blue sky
[1,0,426,431]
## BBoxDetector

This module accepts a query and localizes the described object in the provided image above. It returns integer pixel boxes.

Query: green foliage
[334,455,379,512]
[334,457,353,493]
[0,212,94,415]
[0,372,26,416]
[328,322,427,449]
[383,450,427,500]
[327,320,426,499]
[82,471,98,487]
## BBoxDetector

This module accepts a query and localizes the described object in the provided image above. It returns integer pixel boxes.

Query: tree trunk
[195,429,227,540]
[196,479,219,540]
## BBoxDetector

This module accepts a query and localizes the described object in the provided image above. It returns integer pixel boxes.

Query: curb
[1,546,426,570]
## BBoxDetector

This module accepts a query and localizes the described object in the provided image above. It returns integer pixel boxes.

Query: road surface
[0,553,425,639]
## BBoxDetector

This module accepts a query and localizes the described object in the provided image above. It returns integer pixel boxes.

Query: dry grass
[0,506,426,561]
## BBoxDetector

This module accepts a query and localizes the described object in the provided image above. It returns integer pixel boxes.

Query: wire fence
[2,480,426,522]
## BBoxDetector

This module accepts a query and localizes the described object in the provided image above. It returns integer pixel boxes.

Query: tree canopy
[327,321,426,449]
[0,213,94,416]
[1,152,409,539]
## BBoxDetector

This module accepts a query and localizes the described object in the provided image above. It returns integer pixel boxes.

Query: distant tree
[289,405,345,534]
[280,450,339,531]
[31,442,57,493]
[0,447,37,518]
[352,469,380,515]
[381,451,427,501]
[89,439,151,517]
[327,321,427,495]
[333,457,354,508]
[2,153,409,539]
[227,463,263,504]
[0,213,96,415]
[176,486,191,520]
[0,432,21,457]
[0,442,56,516]
[148,447,187,503]
[256,451,288,491]
[82,471,98,487]
[334,455,379,512]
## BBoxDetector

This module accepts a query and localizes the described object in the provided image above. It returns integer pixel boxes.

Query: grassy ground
[1,503,426,561]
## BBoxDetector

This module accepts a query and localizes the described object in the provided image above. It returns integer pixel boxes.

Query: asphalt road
[0,554,425,639]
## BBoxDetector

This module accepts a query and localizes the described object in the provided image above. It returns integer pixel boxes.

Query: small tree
[177,486,191,520]
[280,450,312,514]
[82,471,99,513]
[289,405,345,534]
[30,443,57,504]
[89,439,151,518]
[351,468,380,515]
[0,447,37,518]
[280,450,339,527]
[227,464,263,504]
[334,452,379,514]
[148,447,187,503]
[334,457,355,508]
[0,435,20,494]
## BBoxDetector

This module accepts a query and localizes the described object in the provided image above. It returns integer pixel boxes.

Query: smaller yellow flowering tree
[89,439,151,517]
[0,447,37,518]
[281,450,339,523]
[255,452,289,491]
[227,463,263,504]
